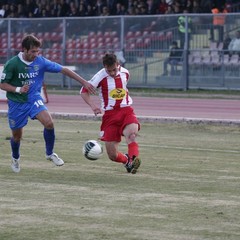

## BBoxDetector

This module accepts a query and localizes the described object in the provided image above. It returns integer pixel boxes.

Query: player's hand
[83,82,96,95]
[92,107,102,116]
[20,85,29,93]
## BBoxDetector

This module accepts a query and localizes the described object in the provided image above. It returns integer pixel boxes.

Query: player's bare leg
[123,123,141,174]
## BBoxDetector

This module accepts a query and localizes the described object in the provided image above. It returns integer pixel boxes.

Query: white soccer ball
[82,140,103,160]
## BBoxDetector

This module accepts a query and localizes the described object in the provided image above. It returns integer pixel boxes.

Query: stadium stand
[2,1,240,90]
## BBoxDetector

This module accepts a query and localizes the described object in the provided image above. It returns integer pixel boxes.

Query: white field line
[139,144,240,154]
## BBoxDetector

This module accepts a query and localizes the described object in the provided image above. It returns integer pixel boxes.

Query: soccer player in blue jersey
[0,34,95,173]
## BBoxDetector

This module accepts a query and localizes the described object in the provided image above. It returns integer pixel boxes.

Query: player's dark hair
[22,35,42,51]
[102,53,118,66]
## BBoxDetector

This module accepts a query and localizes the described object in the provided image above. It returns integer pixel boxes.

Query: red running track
[1,94,240,124]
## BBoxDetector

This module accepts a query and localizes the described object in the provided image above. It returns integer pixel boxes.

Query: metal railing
[1,13,240,90]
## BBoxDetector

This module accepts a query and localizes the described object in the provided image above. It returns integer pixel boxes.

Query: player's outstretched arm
[80,91,102,116]
[61,67,96,95]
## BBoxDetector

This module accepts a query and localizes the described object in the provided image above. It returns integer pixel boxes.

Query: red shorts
[100,106,140,142]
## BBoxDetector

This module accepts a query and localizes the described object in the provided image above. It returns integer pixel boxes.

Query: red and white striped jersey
[82,66,133,111]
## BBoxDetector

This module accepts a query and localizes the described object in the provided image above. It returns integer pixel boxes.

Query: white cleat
[46,153,64,166]
[11,157,20,173]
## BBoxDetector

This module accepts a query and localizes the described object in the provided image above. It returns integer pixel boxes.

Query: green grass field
[0,117,240,240]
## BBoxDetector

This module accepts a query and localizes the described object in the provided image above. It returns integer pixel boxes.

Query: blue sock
[10,138,20,159]
[44,128,55,156]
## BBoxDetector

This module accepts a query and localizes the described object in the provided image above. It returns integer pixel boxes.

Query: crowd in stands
[0,0,238,19]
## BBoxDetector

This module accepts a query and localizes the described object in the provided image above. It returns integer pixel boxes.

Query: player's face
[23,46,40,62]
[105,63,118,78]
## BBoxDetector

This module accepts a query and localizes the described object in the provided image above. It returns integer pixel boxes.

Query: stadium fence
[1,13,240,90]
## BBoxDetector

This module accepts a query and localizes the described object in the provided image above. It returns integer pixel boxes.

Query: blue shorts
[8,97,47,130]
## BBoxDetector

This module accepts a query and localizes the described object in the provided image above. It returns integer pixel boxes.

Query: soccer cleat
[131,155,141,174]
[11,157,20,173]
[124,154,141,174]
[46,153,64,166]
[124,154,132,173]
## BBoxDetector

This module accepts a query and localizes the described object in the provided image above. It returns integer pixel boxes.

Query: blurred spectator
[0,0,233,19]
[126,6,136,15]
[115,3,127,15]
[131,0,140,13]
[210,6,228,42]
[226,4,232,14]
[179,0,187,9]
[7,4,18,18]
[126,0,134,10]
[172,1,181,14]
[158,0,169,14]
[0,5,6,17]
[54,4,63,17]
[101,5,110,16]
[146,0,158,14]
[178,9,192,49]
[213,0,227,11]
[78,2,86,16]
[85,4,96,16]
[192,0,201,13]
[33,2,43,17]
[139,3,148,15]
[27,11,33,18]
[39,8,51,17]
[98,6,110,30]
[50,0,59,16]
[165,5,174,14]
[24,0,37,17]
[228,31,240,55]
[162,41,183,76]
[59,0,70,16]
[45,4,52,16]
[93,0,106,16]
[223,33,231,54]
[221,5,232,37]
[200,0,213,13]
[68,2,78,17]
[184,0,193,12]
[3,4,11,17]
[106,0,118,15]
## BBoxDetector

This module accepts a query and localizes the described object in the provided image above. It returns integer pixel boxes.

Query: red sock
[115,152,127,164]
[128,142,139,159]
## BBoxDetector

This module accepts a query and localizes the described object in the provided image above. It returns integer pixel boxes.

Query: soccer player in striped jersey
[80,53,141,174]
[0,34,95,173]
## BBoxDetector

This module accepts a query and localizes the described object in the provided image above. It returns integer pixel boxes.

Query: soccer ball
[82,140,103,160]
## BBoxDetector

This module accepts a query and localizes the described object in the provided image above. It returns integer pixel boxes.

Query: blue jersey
[1,52,63,129]
[1,52,63,103]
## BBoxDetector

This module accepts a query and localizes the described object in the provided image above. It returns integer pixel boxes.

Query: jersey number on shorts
[34,100,44,108]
